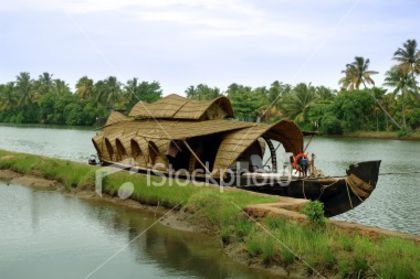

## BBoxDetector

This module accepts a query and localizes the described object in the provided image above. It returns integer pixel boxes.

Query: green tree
[124,78,162,109]
[384,67,418,127]
[75,76,95,100]
[52,79,72,96]
[15,72,34,107]
[339,57,378,90]
[95,76,122,108]
[331,89,376,132]
[393,39,420,77]
[226,83,262,121]
[0,82,17,111]
[185,84,221,100]
[281,83,318,124]
[33,72,54,96]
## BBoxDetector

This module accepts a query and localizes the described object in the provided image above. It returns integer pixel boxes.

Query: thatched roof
[129,94,234,120]
[104,111,132,127]
[94,94,304,177]
[103,119,254,140]
[212,120,303,176]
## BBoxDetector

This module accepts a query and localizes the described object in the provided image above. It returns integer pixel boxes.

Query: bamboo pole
[182,140,212,176]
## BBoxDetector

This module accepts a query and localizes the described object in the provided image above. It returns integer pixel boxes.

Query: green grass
[1,149,419,278]
[0,149,277,207]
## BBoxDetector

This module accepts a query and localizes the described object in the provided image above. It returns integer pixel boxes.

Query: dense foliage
[0,40,419,133]
[0,74,162,126]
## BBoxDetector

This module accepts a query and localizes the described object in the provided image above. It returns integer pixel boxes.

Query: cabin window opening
[186,135,223,172]
[131,140,142,158]
[104,138,115,160]
[148,141,167,171]
[130,139,147,167]
[148,141,159,165]
[116,139,128,161]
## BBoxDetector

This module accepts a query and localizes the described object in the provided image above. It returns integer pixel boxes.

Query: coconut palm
[393,39,420,77]
[185,84,220,100]
[33,72,53,96]
[0,82,17,110]
[15,72,34,107]
[124,78,161,108]
[384,67,417,127]
[339,57,378,90]
[95,76,122,108]
[75,76,95,100]
[53,79,71,96]
[281,83,318,123]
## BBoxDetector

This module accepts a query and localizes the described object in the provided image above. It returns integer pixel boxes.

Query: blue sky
[0,0,419,94]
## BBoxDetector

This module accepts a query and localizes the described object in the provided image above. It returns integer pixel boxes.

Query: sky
[0,0,419,95]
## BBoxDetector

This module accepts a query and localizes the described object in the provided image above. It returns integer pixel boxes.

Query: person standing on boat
[299,155,308,177]
[292,153,309,177]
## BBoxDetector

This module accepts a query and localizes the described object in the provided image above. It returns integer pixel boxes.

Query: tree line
[0,39,419,134]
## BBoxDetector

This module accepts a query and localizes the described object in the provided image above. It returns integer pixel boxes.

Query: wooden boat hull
[238,161,381,217]
[97,159,381,217]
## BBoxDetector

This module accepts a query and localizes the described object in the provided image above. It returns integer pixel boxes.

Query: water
[309,137,420,235]
[0,124,419,234]
[0,182,276,279]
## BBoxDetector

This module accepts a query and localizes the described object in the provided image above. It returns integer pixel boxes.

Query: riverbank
[337,131,420,141]
[1,149,419,278]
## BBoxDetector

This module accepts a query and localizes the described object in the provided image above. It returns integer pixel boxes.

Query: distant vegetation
[0,39,419,134]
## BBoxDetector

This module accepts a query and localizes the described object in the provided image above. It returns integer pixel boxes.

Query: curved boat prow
[322,160,381,217]
[346,160,381,187]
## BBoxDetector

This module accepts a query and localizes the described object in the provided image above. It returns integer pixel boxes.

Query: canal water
[0,124,419,235]
[0,182,277,279]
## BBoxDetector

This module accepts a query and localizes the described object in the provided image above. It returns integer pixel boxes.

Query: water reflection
[0,183,278,279]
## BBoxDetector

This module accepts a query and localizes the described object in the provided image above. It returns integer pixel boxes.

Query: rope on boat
[346,177,364,203]
[345,179,354,209]
[302,179,307,199]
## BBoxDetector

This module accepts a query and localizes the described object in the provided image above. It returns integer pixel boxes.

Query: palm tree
[125,78,161,108]
[384,67,417,128]
[281,83,318,123]
[53,79,71,96]
[95,76,122,108]
[75,76,95,100]
[34,72,53,95]
[393,39,420,77]
[0,82,17,110]
[185,84,221,100]
[393,39,420,98]
[339,57,378,90]
[15,72,34,107]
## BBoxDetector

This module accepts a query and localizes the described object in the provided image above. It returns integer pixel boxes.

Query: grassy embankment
[341,130,420,141]
[0,149,419,278]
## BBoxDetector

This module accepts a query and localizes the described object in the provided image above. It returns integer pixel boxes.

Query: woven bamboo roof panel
[104,111,132,127]
[128,94,234,120]
[212,120,303,176]
[102,119,253,141]
[129,94,189,119]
